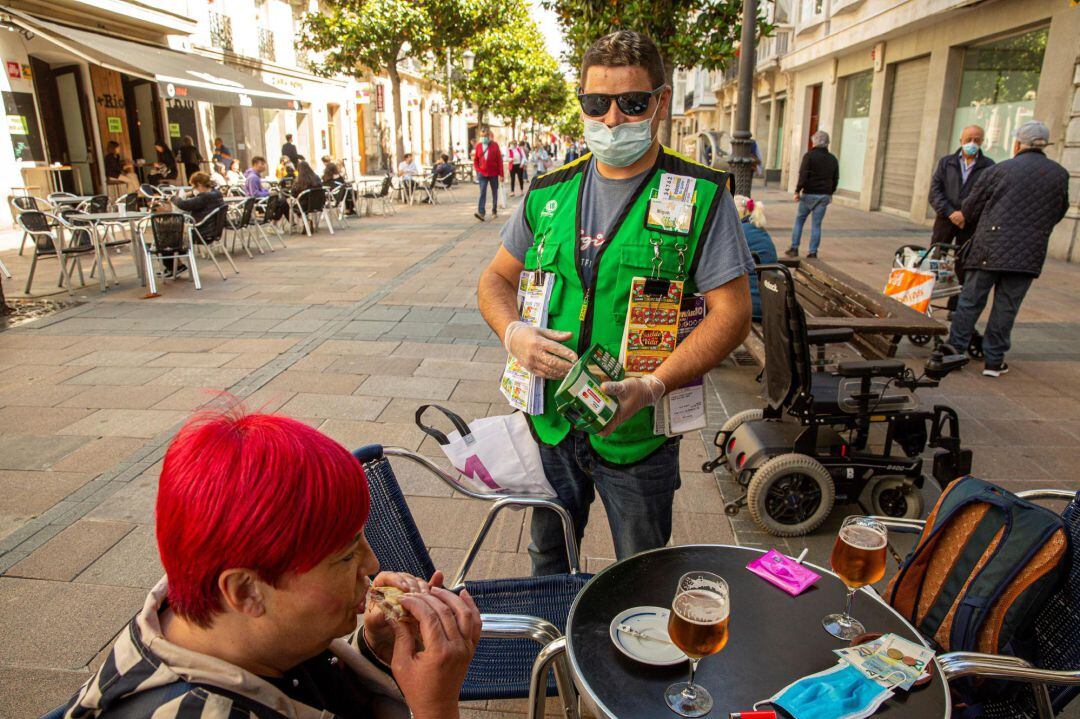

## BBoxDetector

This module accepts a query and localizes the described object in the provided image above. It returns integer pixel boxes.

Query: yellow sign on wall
[169,122,181,138]
[107,116,123,133]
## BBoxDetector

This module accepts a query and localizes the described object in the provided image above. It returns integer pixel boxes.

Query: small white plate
[609,606,687,666]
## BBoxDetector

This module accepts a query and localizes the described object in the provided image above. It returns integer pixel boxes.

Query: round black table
[565,545,951,718]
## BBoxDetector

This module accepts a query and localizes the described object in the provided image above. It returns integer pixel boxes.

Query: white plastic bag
[415,405,555,497]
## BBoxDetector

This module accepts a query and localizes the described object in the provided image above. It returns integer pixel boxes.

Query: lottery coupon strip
[654,295,708,436]
[619,277,683,375]
[500,271,554,414]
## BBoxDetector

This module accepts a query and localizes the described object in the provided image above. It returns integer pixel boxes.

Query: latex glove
[504,320,578,379]
[363,570,441,665]
[948,210,965,228]
[598,374,667,437]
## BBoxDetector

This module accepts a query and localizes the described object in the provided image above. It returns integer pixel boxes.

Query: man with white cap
[947,120,1069,377]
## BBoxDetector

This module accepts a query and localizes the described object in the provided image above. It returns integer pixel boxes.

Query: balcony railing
[209,12,233,52]
[258,27,275,62]
[756,27,792,67]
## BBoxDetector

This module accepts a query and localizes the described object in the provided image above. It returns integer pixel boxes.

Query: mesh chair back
[297,187,327,213]
[377,175,392,198]
[148,213,189,255]
[116,193,139,212]
[195,206,228,245]
[12,196,40,212]
[139,184,162,199]
[353,447,437,580]
[234,197,256,227]
[56,210,95,250]
[86,195,109,213]
[16,211,57,254]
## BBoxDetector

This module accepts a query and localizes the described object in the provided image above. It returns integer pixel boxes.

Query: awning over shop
[3,8,299,110]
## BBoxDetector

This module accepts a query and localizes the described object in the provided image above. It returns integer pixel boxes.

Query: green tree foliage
[300,0,513,164]
[541,0,772,143]
[453,5,569,135]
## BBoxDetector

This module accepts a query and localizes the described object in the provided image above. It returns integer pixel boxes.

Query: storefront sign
[21,64,31,80]
[375,84,385,112]
[6,61,21,79]
[169,122,181,138]
[355,88,372,104]
[6,115,27,134]
[107,116,123,133]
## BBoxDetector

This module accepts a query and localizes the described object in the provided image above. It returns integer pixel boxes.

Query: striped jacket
[50,579,408,719]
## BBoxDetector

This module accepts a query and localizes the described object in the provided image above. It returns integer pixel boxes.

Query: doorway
[807,84,821,150]
[879,56,930,212]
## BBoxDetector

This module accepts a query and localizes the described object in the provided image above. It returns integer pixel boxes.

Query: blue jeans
[790,194,831,253]
[946,269,1033,367]
[477,174,499,216]
[529,431,681,576]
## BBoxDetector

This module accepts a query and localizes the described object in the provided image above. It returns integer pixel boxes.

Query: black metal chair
[875,489,1080,718]
[189,206,235,278]
[225,197,270,258]
[288,187,334,236]
[16,211,96,296]
[253,195,288,250]
[360,175,394,216]
[139,212,201,294]
[353,444,587,715]
[10,195,46,256]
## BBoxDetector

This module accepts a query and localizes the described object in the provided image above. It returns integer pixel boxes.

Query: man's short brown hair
[581,31,665,89]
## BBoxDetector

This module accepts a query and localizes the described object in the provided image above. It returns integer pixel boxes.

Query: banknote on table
[835,633,934,691]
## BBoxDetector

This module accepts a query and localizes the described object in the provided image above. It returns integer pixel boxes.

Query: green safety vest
[522,145,733,465]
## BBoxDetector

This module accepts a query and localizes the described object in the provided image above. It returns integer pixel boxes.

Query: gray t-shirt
[501,158,753,291]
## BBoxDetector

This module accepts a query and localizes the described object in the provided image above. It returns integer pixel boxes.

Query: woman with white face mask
[477,31,756,586]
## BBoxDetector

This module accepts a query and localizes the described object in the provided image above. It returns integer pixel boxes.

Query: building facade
[0,0,474,226]
[780,0,1079,260]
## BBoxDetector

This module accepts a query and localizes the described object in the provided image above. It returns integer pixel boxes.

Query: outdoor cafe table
[72,211,151,291]
[565,545,951,718]
[48,195,97,208]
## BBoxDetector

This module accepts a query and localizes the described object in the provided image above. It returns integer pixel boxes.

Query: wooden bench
[746,257,946,362]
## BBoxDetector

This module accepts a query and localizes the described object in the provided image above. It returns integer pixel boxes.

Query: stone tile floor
[0,183,1077,718]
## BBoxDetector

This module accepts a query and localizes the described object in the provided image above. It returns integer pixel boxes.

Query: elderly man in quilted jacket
[947,121,1070,377]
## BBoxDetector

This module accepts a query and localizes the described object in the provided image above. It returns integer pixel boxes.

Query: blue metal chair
[353,444,591,717]
[876,489,1080,718]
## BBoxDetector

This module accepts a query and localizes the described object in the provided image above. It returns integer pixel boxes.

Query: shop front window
[837,70,871,193]
[951,27,1047,163]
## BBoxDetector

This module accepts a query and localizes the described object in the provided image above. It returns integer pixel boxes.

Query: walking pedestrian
[787,130,839,259]
[473,126,503,221]
[564,140,580,164]
[946,120,1069,377]
[178,135,201,180]
[281,133,300,165]
[929,125,994,247]
[478,30,753,575]
[507,141,527,197]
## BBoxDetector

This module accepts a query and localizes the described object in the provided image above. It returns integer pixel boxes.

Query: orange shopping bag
[884,266,935,314]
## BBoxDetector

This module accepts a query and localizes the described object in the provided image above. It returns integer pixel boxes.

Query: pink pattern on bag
[462,455,502,490]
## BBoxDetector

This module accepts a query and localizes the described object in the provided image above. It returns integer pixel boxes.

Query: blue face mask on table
[755,663,895,719]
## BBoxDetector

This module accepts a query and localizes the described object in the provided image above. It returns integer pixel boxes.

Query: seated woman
[323,161,355,215]
[734,194,777,322]
[291,160,326,227]
[48,409,479,718]
[161,171,225,276]
[226,158,245,186]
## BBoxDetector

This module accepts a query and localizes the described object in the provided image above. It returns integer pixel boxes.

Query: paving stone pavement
[0,183,1077,718]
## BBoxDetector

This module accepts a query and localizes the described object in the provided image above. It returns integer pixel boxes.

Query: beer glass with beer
[823,515,888,639]
[665,571,730,717]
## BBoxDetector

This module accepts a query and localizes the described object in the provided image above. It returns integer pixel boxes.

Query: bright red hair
[156,409,370,626]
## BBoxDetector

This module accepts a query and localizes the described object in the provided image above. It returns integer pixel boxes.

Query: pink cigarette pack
[746,549,820,596]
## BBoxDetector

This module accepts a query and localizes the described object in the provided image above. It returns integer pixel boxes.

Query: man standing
[281,133,300,166]
[787,130,839,259]
[474,126,503,221]
[947,120,1069,377]
[929,125,994,246]
[212,137,231,165]
[478,30,753,575]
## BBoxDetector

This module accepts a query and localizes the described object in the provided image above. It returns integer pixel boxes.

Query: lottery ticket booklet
[653,295,708,436]
[619,277,684,377]
[500,271,554,414]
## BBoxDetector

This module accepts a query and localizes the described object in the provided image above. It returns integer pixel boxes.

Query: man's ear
[219,569,267,618]
[658,86,672,122]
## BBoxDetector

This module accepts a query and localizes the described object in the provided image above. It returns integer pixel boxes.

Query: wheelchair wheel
[746,454,836,537]
[908,334,932,347]
[720,409,764,434]
[869,477,925,519]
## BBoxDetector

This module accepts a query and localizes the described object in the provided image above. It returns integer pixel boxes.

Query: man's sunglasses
[576,86,665,117]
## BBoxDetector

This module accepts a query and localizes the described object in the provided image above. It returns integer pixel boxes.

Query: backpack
[886,475,1069,660]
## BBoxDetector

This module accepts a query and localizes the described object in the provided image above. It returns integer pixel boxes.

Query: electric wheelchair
[702,264,973,537]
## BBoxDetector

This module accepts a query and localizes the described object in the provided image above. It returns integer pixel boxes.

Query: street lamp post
[729,0,759,198]
[446,50,475,161]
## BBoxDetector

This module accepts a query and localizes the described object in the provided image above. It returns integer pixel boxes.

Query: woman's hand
[391,587,481,719]
[363,570,441,664]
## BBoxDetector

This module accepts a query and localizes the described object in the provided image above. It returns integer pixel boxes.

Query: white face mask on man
[583,102,660,168]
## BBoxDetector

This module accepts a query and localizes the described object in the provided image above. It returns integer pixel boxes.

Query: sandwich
[368,586,408,622]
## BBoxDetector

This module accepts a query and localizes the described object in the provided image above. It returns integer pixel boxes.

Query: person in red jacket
[473,126,503,221]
